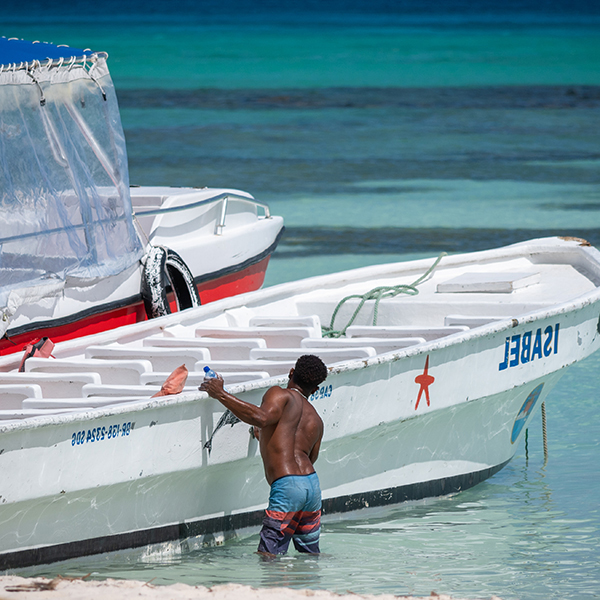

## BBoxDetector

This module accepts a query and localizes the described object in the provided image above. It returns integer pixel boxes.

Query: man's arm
[200,377,287,428]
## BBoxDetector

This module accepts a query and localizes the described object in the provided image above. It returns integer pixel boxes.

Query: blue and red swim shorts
[258,472,321,555]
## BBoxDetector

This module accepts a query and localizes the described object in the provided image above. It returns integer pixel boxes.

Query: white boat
[0,37,283,356]
[1,235,599,569]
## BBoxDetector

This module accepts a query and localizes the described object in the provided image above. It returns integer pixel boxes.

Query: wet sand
[0,576,501,600]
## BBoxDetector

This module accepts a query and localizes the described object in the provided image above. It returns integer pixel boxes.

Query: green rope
[322,253,447,338]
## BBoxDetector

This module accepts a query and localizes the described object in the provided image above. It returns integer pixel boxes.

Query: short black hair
[292,355,328,389]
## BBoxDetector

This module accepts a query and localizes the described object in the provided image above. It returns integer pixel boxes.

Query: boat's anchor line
[525,399,550,464]
[541,401,549,464]
[0,461,508,571]
[141,246,201,319]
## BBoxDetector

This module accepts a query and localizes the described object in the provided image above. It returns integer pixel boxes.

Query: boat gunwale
[1,236,599,435]
[0,190,269,247]
[133,190,271,219]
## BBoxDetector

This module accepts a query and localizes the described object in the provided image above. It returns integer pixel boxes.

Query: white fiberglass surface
[0,56,143,309]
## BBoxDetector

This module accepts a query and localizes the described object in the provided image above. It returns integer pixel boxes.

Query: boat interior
[0,314,470,422]
[0,246,597,423]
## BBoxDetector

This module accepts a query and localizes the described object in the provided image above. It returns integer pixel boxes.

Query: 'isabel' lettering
[499,323,559,371]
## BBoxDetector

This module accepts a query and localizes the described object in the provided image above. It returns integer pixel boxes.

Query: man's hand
[199,374,225,399]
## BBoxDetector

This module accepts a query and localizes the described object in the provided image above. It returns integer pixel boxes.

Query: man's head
[291,354,328,395]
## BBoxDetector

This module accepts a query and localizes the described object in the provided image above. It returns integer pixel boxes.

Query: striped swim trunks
[257,472,321,555]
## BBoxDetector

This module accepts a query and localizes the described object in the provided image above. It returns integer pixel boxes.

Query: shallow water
[4,2,600,598]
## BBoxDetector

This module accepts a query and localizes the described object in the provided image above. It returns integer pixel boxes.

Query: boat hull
[0,373,565,570]
[0,254,273,357]
[0,305,593,569]
[1,237,600,569]
[0,185,284,357]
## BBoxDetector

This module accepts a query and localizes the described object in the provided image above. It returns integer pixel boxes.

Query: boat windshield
[0,38,143,307]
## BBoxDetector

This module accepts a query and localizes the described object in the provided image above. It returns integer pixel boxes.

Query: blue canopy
[0,37,91,67]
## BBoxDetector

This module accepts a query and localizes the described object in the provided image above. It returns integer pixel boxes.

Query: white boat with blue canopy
[0,37,283,355]
[0,235,599,569]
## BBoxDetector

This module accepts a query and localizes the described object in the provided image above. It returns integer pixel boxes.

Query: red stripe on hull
[197,255,270,304]
[0,256,271,356]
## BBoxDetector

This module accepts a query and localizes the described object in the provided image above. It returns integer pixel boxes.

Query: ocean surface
[4,1,600,598]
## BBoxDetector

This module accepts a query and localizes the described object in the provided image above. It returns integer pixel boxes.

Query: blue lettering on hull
[71,422,133,447]
[309,384,333,402]
[499,323,559,371]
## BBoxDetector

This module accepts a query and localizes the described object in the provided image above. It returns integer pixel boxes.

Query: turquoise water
[4,3,600,598]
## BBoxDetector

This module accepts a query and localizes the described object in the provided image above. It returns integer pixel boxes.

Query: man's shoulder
[263,385,294,403]
[265,384,287,396]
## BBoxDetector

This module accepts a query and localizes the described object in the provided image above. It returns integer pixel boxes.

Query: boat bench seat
[346,325,469,341]
[140,371,271,386]
[143,336,267,360]
[22,397,147,410]
[248,315,321,329]
[194,359,296,377]
[130,192,165,207]
[0,407,94,420]
[443,314,507,328]
[249,347,377,362]
[82,383,239,398]
[0,372,102,399]
[194,326,321,348]
[300,337,427,353]
[0,384,43,409]
[85,346,211,372]
[83,382,262,398]
[25,358,153,385]
[82,384,162,398]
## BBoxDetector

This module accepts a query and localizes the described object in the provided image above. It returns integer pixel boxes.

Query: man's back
[258,387,303,484]
[258,387,322,484]
[294,395,323,470]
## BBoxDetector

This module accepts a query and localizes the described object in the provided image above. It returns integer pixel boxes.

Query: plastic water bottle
[203,366,229,395]
[203,366,218,382]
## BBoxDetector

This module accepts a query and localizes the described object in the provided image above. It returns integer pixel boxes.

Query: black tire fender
[141,246,201,319]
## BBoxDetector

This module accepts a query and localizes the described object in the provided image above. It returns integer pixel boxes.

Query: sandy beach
[0,576,502,600]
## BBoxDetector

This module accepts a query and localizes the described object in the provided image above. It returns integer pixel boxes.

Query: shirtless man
[200,354,328,555]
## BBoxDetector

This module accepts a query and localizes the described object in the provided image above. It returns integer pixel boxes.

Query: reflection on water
[257,552,323,590]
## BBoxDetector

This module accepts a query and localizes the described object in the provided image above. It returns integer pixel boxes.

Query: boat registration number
[71,422,133,446]
[309,385,333,401]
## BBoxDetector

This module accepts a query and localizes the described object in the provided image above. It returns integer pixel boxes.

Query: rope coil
[322,253,447,338]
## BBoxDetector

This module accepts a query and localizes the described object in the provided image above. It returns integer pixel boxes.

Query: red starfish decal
[415,355,435,410]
